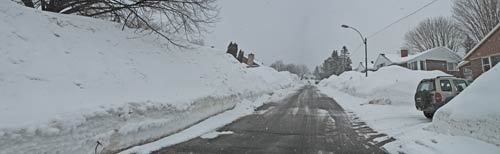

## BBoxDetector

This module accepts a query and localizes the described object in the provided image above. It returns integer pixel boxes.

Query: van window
[440,80,452,92]
[453,80,468,90]
[417,81,435,92]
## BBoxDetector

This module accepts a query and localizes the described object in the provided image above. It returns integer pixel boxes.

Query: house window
[482,57,491,72]
[409,61,418,70]
[464,66,472,80]
[447,62,458,71]
[419,60,426,70]
[378,63,385,69]
[491,54,500,67]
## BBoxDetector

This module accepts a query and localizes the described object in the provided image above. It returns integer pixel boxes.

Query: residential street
[4,1,500,153]
[154,86,392,154]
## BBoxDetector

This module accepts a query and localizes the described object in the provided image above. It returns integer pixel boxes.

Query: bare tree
[270,61,310,78]
[463,35,476,53]
[15,0,219,47]
[270,60,286,72]
[404,16,464,52]
[453,0,500,43]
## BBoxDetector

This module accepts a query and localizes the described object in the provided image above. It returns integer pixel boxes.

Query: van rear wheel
[423,111,434,119]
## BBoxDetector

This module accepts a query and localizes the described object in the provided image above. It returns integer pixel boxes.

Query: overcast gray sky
[206,0,453,69]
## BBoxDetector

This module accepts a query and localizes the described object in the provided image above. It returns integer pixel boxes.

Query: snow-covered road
[149,86,391,154]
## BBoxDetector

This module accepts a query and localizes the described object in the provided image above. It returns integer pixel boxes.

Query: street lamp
[341,24,368,77]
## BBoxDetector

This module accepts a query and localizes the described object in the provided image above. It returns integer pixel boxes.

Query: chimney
[247,53,255,65]
[400,49,409,57]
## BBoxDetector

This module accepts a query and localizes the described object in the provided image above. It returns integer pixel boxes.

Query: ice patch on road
[256,106,274,115]
[304,105,310,114]
[200,131,234,139]
[316,109,330,117]
[289,107,299,115]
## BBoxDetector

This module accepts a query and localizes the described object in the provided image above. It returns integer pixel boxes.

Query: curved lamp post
[341,24,368,77]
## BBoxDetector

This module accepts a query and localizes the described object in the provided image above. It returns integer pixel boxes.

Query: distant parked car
[414,76,469,119]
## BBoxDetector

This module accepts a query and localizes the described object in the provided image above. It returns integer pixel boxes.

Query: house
[373,47,462,76]
[354,62,375,72]
[225,42,260,68]
[459,24,500,80]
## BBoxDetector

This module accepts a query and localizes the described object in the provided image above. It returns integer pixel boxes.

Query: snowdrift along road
[319,66,448,105]
[0,1,299,154]
[318,66,500,154]
[430,64,500,146]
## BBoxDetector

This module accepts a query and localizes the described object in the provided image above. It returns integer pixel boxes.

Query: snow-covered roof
[383,53,412,64]
[458,60,470,68]
[355,62,374,71]
[463,23,500,60]
[381,47,461,64]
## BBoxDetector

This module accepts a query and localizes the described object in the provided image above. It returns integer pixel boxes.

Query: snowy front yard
[318,66,500,154]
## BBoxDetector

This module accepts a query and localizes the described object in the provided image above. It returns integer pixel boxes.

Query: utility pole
[364,38,367,77]
[341,24,368,77]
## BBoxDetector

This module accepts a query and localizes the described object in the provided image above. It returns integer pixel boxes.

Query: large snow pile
[0,2,297,154]
[319,66,448,105]
[318,65,500,154]
[430,64,500,146]
[247,67,299,87]
[319,87,500,154]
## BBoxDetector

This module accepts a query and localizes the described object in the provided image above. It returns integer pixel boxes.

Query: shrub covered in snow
[319,66,448,105]
[429,65,500,146]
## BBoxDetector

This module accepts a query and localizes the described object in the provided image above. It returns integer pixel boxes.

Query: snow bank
[318,66,500,154]
[247,67,299,88]
[430,65,500,146]
[319,66,448,105]
[119,86,299,154]
[0,1,297,154]
[319,88,500,154]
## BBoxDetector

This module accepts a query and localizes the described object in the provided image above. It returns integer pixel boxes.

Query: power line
[367,0,439,39]
[349,0,439,58]
[350,44,364,55]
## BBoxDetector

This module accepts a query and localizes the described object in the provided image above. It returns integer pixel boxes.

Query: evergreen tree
[319,50,339,79]
[313,66,321,79]
[340,46,353,73]
[316,46,353,79]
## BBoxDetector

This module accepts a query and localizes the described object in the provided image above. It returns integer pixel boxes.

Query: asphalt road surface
[154,86,393,154]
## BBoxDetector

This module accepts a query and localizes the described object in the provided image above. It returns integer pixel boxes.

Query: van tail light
[435,92,442,103]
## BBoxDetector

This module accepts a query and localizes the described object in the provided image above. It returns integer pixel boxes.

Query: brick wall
[458,63,470,79]
[426,59,446,71]
[470,59,483,79]
[426,59,461,77]
[466,27,500,61]
[464,26,500,79]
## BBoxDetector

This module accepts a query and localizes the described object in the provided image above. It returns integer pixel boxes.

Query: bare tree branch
[14,0,219,48]
[404,16,464,52]
[453,0,500,42]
